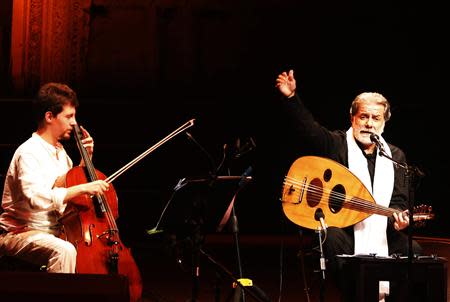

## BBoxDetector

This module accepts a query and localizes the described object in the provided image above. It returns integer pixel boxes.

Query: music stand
[376,147,425,301]
[147,175,269,302]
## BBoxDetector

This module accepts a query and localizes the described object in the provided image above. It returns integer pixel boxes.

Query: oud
[281,156,434,230]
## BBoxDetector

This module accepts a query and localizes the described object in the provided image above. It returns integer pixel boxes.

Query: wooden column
[10,0,91,94]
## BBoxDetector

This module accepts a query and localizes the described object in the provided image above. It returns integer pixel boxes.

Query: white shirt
[0,133,72,233]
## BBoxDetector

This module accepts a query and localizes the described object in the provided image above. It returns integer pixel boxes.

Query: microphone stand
[184,134,259,301]
[215,167,253,302]
[230,192,245,302]
[377,147,424,300]
[199,248,271,302]
[183,131,220,302]
[230,167,254,302]
[314,209,327,302]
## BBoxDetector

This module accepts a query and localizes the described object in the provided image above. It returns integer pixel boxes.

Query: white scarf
[346,128,394,256]
[346,128,394,298]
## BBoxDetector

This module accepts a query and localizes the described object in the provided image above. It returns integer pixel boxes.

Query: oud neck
[347,199,399,218]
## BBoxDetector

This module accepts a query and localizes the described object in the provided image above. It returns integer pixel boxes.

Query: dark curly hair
[33,82,79,127]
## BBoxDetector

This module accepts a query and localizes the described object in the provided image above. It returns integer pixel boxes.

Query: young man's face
[50,104,77,141]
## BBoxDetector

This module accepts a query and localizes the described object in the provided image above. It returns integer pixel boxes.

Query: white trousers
[0,230,76,273]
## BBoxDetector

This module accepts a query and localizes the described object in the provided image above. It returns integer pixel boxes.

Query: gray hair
[349,92,391,121]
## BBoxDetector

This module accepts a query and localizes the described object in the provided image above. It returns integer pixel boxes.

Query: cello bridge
[97,229,119,241]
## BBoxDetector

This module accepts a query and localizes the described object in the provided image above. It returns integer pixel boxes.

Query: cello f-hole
[83,224,94,246]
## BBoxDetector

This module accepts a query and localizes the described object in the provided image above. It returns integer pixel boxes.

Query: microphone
[173,177,188,191]
[314,208,327,231]
[147,177,187,236]
[369,133,385,154]
[314,208,327,280]
[238,166,253,187]
[234,137,256,159]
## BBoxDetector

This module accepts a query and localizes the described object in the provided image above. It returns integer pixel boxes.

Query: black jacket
[281,94,410,228]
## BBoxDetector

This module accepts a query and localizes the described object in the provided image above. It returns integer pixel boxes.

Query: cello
[59,123,142,302]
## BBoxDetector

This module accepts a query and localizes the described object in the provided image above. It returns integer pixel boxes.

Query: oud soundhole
[323,168,332,182]
[306,178,322,207]
[329,184,345,213]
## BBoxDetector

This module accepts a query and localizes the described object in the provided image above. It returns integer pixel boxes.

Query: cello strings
[75,124,118,233]
[70,128,143,300]
[105,119,195,184]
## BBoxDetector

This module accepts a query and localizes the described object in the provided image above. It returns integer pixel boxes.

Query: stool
[339,255,448,302]
[0,255,47,272]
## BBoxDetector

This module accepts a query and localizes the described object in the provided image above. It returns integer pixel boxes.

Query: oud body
[282,156,433,230]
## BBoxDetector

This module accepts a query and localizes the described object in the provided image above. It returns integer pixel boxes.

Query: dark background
[1,0,448,248]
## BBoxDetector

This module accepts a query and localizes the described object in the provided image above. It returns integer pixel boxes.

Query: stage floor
[135,234,449,302]
[0,234,447,301]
